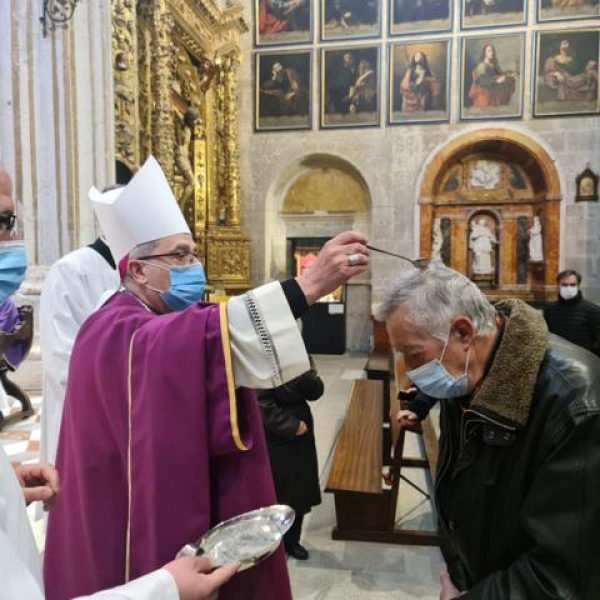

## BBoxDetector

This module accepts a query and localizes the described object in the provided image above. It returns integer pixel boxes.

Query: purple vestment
[44,292,292,600]
[0,299,26,368]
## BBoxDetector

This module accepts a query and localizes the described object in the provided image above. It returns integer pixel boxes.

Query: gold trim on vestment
[125,331,137,582]
[219,303,247,452]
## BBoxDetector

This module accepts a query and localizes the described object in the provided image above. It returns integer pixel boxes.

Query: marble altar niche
[111,0,251,293]
[419,129,561,302]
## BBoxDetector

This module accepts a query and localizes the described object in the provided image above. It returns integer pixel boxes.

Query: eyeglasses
[137,249,199,264]
[366,245,430,270]
[0,214,17,232]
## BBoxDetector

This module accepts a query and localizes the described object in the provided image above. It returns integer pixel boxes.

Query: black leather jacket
[437,302,600,599]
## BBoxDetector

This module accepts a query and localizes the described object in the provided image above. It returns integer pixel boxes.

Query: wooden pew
[325,378,439,545]
[365,316,394,464]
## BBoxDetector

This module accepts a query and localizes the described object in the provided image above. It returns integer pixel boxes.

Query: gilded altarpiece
[111,0,250,293]
[419,131,562,302]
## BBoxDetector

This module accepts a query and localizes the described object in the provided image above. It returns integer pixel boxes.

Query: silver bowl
[179,504,295,570]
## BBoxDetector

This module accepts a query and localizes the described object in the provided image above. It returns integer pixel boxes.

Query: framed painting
[389,39,451,124]
[321,0,381,41]
[533,29,600,117]
[461,0,526,29]
[460,34,525,120]
[255,50,313,131]
[538,0,600,23]
[390,0,452,35]
[254,0,312,46]
[321,45,381,128]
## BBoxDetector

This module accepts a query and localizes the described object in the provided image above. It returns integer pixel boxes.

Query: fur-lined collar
[471,299,549,427]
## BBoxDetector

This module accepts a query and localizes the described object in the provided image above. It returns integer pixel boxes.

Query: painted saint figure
[348,59,377,114]
[543,39,598,103]
[260,61,307,117]
[469,44,517,109]
[400,51,442,112]
[259,0,310,35]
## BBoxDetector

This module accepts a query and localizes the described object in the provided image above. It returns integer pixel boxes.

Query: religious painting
[255,0,312,46]
[321,0,381,41]
[538,0,600,23]
[533,29,600,117]
[390,0,452,35]
[461,0,526,29]
[389,39,450,125]
[255,50,312,131]
[460,34,524,120]
[321,46,381,128]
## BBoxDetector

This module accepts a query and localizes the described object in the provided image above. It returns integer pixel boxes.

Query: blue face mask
[406,333,471,400]
[145,262,207,311]
[0,240,27,303]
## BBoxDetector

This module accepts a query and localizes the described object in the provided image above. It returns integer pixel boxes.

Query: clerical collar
[122,288,161,314]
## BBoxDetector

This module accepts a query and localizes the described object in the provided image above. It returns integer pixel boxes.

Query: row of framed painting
[255,0,600,46]
[255,29,600,130]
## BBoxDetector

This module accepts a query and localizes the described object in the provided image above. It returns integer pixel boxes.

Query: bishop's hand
[296,230,369,305]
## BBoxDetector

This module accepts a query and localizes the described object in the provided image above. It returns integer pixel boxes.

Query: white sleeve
[39,261,95,388]
[73,569,178,600]
[227,281,310,389]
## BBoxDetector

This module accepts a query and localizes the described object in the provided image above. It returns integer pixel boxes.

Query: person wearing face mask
[0,166,240,599]
[380,264,600,600]
[543,269,600,357]
[0,166,34,424]
[44,156,370,600]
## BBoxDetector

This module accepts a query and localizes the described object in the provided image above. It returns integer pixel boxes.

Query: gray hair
[377,264,496,341]
[123,240,158,283]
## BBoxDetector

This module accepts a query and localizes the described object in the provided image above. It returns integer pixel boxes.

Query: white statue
[528,216,544,262]
[469,218,497,274]
[431,217,443,262]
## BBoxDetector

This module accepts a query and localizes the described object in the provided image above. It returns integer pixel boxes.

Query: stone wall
[236,2,600,351]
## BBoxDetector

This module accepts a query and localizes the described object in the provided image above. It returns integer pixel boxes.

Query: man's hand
[440,570,465,600]
[394,409,419,423]
[296,231,369,304]
[164,556,240,600]
[296,420,308,436]
[14,462,60,510]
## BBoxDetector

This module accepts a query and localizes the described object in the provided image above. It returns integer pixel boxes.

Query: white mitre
[89,155,190,262]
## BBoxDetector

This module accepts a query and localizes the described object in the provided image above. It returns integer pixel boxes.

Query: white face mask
[559,285,578,301]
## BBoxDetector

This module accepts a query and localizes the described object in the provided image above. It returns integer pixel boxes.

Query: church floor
[1,354,443,599]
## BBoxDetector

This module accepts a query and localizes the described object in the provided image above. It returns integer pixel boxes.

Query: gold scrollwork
[111,0,250,292]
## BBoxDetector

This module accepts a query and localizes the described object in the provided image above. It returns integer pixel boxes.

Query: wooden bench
[325,378,440,545]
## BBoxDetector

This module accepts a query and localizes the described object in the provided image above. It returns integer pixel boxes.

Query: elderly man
[44,156,369,600]
[0,165,237,599]
[381,264,600,599]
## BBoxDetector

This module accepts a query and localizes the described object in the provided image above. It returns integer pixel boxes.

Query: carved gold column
[221,51,241,227]
[149,0,175,179]
[111,0,140,170]
[205,44,250,293]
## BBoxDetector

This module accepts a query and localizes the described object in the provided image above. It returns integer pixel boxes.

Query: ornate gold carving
[111,0,139,170]
[111,0,250,292]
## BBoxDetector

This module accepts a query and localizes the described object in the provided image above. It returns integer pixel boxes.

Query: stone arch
[418,128,562,299]
[263,152,372,351]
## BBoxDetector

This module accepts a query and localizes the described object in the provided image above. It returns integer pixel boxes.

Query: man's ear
[128,260,147,284]
[452,316,475,349]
